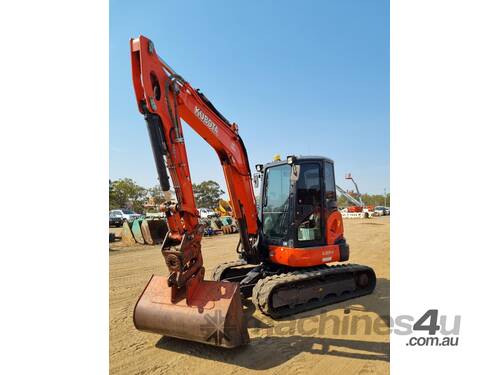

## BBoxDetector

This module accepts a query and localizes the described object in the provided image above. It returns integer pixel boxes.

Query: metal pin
[149,97,157,111]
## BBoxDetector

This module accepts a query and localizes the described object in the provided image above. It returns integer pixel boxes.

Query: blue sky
[110,0,389,195]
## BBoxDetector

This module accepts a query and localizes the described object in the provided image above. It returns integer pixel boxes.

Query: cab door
[293,161,325,247]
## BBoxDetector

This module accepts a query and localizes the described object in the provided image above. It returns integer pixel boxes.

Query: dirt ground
[110,216,390,375]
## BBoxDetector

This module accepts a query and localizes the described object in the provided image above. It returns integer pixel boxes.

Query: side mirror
[253,173,261,189]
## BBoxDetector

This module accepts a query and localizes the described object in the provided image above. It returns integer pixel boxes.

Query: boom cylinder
[144,111,171,193]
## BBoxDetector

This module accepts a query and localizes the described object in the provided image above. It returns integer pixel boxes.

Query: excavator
[215,199,233,217]
[130,36,376,348]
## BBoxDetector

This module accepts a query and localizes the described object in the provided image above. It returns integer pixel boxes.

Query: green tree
[148,185,165,205]
[109,179,115,206]
[193,180,225,209]
[109,178,147,213]
[336,192,390,208]
[337,194,349,208]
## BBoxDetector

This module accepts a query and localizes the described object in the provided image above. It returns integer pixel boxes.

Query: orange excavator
[131,36,376,348]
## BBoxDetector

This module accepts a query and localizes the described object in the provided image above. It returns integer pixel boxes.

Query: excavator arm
[130,36,260,296]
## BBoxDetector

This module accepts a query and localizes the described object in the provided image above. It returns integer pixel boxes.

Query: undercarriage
[212,260,376,319]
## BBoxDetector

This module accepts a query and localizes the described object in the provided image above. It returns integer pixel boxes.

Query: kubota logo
[194,106,218,134]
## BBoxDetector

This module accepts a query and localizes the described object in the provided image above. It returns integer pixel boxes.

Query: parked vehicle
[197,208,216,219]
[374,206,389,216]
[109,212,124,227]
[109,209,142,223]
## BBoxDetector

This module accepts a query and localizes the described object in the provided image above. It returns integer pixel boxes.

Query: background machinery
[215,199,233,216]
[130,36,376,348]
[345,173,364,206]
[336,173,376,218]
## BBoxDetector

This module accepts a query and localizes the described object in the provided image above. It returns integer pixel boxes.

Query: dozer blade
[134,275,249,348]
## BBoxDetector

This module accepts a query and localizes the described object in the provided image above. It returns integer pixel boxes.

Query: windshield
[122,210,135,214]
[262,164,291,239]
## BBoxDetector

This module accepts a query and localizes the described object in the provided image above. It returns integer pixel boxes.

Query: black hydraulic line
[144,111,171,192]
[196,89,231,126]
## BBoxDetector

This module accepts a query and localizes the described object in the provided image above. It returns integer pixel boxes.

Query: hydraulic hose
[144,111,171,193]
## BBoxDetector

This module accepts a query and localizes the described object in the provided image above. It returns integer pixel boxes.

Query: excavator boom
[130,35,256,347]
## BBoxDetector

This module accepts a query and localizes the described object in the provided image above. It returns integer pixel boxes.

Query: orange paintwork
[269,210,344,267]
[347,206,363,213]
[326,210,344,245]
[269,244,341,267]
[130,36,259,238]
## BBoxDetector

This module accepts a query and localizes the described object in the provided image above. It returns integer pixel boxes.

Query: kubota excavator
[130,36,376,348]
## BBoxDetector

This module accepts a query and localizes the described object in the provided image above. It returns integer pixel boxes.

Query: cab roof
[263,155,334,169]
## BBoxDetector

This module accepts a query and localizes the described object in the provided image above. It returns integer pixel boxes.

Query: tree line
[337,193,390,208]
[109,178,389,214]
[109,178,225,213]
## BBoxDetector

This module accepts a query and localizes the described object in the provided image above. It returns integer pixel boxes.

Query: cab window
[262,164,292,239]
[296,163,322,242]
[324,162,337,210]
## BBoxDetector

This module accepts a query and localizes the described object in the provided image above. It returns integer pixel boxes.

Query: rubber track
[252,264,376,318]
[211,260,248,281]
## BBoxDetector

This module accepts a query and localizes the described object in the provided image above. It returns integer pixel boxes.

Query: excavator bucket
[134,275,249,348]
[120,221,136,245]
[141,219,168,245]
[131,219,145,244]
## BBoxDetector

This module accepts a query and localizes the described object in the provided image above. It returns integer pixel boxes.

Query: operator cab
[255,155,338,248]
